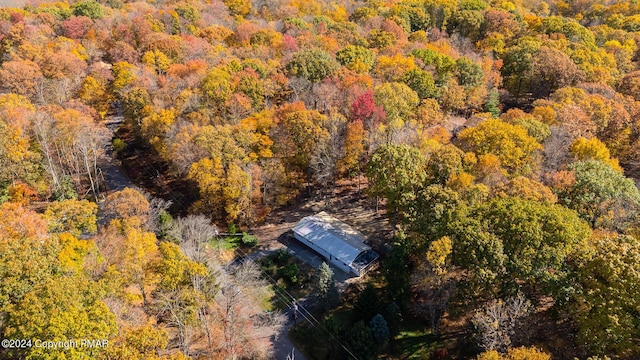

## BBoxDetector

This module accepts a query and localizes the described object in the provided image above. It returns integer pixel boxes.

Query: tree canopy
[0,0,638,357]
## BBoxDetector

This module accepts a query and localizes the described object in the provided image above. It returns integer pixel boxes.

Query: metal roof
[292,212,372,266]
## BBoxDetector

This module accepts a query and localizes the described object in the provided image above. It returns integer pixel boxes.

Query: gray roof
[292,212,371,266]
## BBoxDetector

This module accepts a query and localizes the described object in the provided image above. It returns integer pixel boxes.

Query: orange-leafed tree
[0,203,60,313]
[0,59,44,100]
[271,102,328,186]
[340,119,366,178]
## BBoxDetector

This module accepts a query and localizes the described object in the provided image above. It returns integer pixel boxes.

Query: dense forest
[0,0,640,358]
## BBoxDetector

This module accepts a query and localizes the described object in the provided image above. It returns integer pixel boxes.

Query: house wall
[293,232,355,274]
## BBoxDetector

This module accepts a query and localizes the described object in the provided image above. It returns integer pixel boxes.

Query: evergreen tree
[315,262,339,310]
[384,232,411,309]
[354,284,382,323]
[384,302,403,337]
[369,314,390,348]
[343,320,376,360]
[484,88,500,117]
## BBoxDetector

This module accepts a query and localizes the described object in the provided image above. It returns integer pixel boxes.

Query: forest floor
[112,121,199,214]
[252,177,393,254]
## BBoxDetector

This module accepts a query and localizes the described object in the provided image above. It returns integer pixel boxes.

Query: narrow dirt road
[100,115,134,193]
[273,309,309,360]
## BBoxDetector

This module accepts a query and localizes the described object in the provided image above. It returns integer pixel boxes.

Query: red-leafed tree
[350,90,375,122]
[282,34,298,52]
[350,89,386,129]
[61,16,93,39]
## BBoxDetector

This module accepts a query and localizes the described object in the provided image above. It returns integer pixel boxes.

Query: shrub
[281,263,299,284]
[274,249,291,264]
[112,138,126,153]
[241,232,258,247]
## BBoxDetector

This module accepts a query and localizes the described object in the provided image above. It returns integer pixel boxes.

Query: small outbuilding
[292,212,379,276]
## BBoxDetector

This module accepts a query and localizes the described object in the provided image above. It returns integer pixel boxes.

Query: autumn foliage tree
[366,144,426,226]
[271,102,328,186]
[458,119,542,174]
[44,199,98,236]
[287,48,339,83]
[571,235,640,356]
[556,160,640,230]
[0,202,118,359]
[0,0,639,357]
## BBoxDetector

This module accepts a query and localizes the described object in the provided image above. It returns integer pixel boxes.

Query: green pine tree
[369,314,390,349]
[316,262,339,310]
[354,284,382,323]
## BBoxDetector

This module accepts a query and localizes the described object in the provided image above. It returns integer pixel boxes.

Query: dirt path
[99,114,134,194]
[99,153,133,193]
[273,311,309,360]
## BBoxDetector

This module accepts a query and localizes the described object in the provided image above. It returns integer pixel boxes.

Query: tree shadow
[396,331,438,360]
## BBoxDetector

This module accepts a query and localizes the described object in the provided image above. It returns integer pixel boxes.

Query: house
[292,212,379,276]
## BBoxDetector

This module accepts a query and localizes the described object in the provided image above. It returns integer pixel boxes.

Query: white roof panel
[292,212,371,266]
